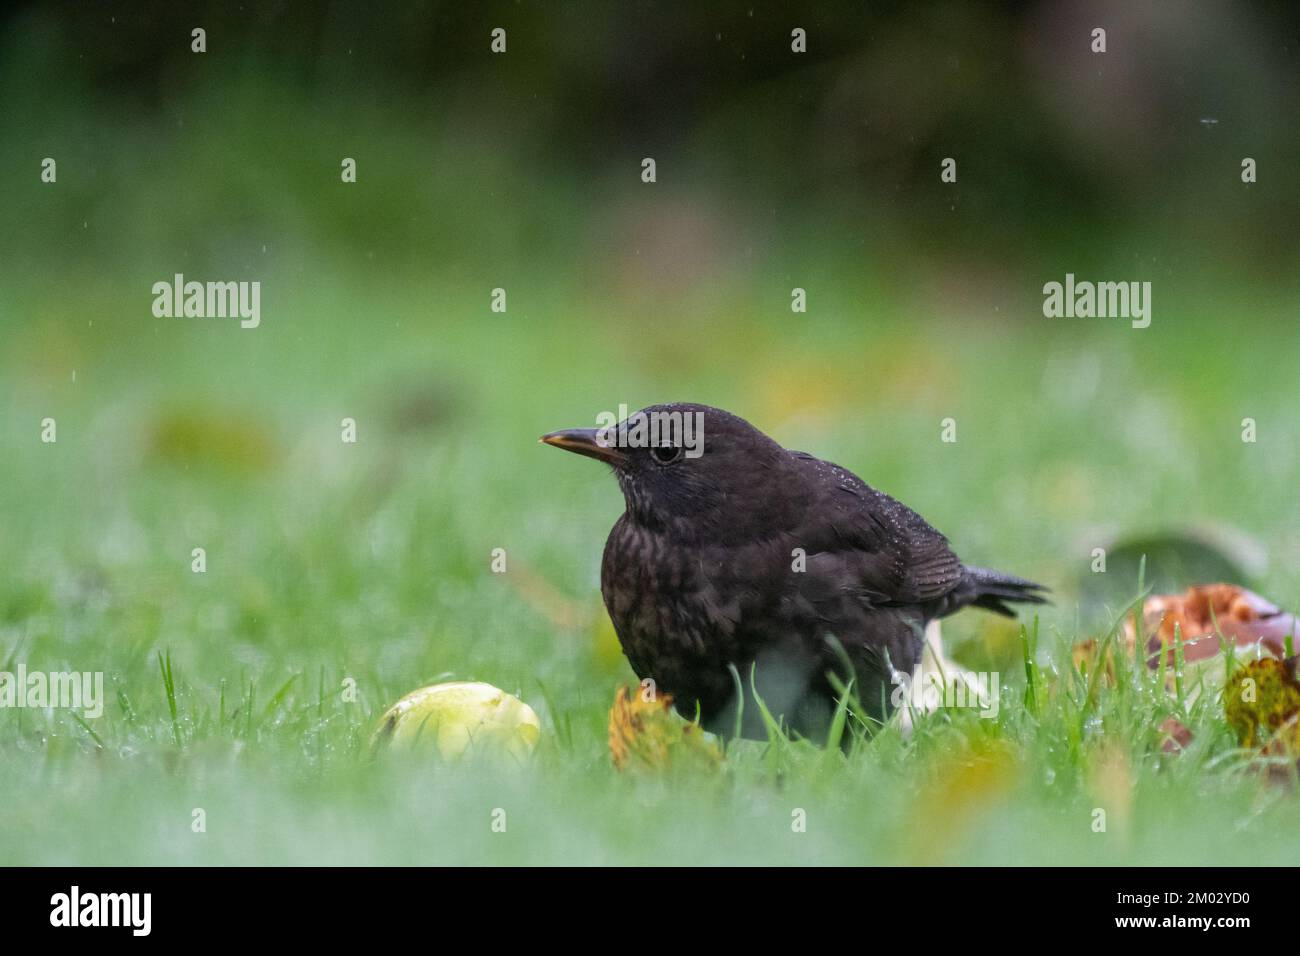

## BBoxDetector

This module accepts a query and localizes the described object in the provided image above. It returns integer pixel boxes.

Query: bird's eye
[650,444,683,465]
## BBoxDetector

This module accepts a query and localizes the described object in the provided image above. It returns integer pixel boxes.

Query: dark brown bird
[542,403,1046,742]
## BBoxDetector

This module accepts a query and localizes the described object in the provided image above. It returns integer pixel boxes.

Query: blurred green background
[2,1,1299,865]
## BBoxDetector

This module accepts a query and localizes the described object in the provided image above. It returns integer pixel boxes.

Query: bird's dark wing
[788,451,964,605]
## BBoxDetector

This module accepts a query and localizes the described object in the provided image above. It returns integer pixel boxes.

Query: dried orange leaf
[608,685,722,772]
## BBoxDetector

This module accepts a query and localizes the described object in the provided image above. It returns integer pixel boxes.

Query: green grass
[3,264,1300,865]
[3,62,1300,864]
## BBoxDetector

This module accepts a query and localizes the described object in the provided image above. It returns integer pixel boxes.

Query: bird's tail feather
[961,565,1050,618]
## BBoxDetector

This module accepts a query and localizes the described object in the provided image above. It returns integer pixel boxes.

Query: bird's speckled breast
[601,517,748,710]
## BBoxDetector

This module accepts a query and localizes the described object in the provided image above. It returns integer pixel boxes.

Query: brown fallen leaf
[1157,715,1193,754]
[1259,713,1300,778]
[503,561,594,633]
[608,685,722,773]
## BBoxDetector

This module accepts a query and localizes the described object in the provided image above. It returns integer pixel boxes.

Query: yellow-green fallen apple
[372,681,540,762]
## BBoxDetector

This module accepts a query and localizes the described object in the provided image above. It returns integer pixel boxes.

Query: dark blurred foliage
[2,0,1298,293]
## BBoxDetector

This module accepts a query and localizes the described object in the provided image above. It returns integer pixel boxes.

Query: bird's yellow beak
[540,428,628,466]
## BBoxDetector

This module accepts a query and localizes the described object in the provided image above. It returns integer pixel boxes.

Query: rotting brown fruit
[1076,584,1296,678]
[1133,584,1295,668]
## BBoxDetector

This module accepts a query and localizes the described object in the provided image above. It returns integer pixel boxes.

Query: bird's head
[541,403,798,540]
